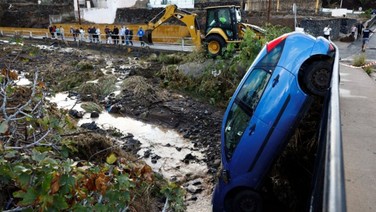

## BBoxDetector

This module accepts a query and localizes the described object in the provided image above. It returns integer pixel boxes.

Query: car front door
[222,68,271,176]
[222,67,294,178]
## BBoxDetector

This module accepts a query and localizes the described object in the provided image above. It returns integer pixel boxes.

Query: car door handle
[272,74,280,87]
[249,124,256,135]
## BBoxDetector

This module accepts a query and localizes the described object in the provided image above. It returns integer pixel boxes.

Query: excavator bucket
[144,29,154,45]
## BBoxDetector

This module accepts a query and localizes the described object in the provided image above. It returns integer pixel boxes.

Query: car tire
[206,34,226,57]
[304,61,332,96]
[230,190,262,212]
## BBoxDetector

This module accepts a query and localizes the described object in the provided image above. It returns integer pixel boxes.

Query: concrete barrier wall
[300,18,357,39]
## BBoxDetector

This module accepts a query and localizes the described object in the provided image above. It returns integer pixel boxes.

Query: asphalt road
[334,26,376,212]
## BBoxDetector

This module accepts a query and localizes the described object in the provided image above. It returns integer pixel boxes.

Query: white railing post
[181,38,184,50]
[29,31,32,38]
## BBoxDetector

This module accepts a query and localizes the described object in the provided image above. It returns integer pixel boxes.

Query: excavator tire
[144,29,154,45]
[206,34,226,57]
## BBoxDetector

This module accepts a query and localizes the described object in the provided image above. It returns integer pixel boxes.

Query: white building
[76,0,137,9]
[148,0,194,9]
[74,0,194,24]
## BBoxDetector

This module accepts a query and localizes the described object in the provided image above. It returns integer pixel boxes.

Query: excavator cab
[205,5,243,56]
[205,6,241,40]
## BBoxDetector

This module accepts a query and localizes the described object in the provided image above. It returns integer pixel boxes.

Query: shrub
[157,53,184,64]
[353,54,366,67]
[162,25,291,107]
[363,66,373,75]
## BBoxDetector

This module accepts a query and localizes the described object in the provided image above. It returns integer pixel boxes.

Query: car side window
[259,42,284,67]
[224,69,271,159]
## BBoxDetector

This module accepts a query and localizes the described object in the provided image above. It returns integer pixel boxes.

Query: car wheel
[206,34,226,57]
[304,61,332,96]
[230,190,262,212]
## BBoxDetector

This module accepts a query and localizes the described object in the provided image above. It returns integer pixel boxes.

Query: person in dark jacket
[112,26,119,44]
[362,25,373,52]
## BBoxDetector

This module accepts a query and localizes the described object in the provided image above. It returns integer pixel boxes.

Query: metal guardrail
[0,28,194,47]
[310,42,346,212]
[323,42,346,212]
[0,28,195,53]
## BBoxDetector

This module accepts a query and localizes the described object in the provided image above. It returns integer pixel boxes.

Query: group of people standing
[49,24,147,47]
[323,22,373,52]
[104,25,136,45]
[49,25,147,47]
[48,25,65,40]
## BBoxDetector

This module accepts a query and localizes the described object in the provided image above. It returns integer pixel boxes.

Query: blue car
[212,32,336,211]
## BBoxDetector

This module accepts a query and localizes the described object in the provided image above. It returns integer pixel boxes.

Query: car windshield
[224,68,271,160]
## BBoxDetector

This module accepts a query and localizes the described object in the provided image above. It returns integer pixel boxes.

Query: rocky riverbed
[1,38,224,211]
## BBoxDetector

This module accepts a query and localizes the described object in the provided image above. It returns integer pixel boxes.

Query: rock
[108,104,121,113]
[151,154,161,164]
[191,179,203,186]
[143,149,151,158]
[213,159,221,167]
[122,137,141,154]
[183,132,190,138]
[80,121,99,130]
[90,111,99,118]
[182,153,196,164]
[178,60,214,78]
[186,185,203,194]
[187,196,198,201]
[69,109,83,118]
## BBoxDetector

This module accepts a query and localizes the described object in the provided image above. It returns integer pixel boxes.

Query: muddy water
[80,112,208,182]
[48,92,213,211]
[49,92,208,180]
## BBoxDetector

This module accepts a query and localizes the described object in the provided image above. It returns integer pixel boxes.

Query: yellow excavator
[144,4,265,57]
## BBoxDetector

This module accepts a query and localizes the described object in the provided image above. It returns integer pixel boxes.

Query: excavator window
[206,7,235,39]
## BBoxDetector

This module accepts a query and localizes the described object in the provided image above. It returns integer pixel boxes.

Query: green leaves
[0,120,8,134]
[14,189,37,206]
[106,153,117,165]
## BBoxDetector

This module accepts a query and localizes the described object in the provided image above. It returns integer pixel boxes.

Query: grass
[363,66,374,75]
[81,102,103,112]
[353,54,366,67]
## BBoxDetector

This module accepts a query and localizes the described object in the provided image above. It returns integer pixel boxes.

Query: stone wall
[0,0,70,4]
[244,0,319,12]
[0,3,73,28]
[300,18,357,39]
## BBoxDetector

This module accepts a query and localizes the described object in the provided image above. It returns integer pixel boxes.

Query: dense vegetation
[158,24,291,107]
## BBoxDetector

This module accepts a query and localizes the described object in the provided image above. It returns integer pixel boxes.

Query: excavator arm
[144,4,202,48]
